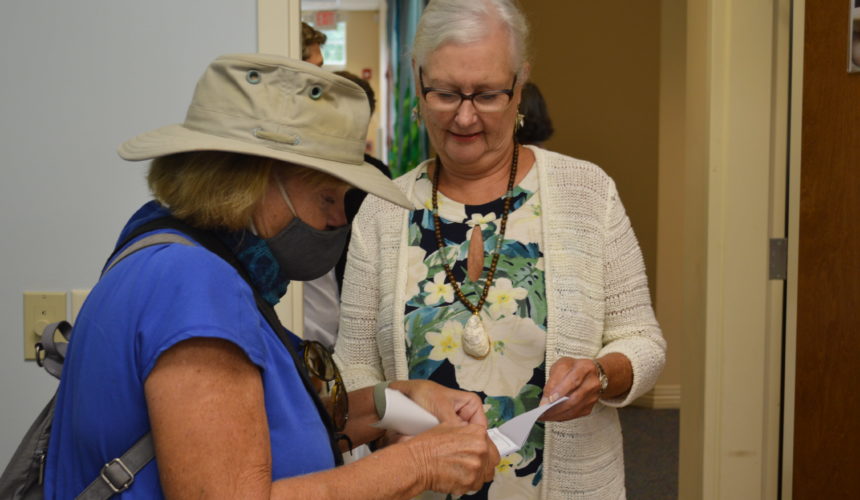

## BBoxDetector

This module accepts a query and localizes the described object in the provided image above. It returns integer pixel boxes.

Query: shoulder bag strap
[75,232,195,499]
[105,217,343,458]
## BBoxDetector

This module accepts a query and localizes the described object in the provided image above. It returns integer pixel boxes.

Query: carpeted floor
[619,407,680,500]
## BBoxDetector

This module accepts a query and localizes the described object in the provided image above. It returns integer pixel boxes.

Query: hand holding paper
[374,388,568,456]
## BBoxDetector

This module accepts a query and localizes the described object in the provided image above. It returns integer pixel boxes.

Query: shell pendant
[462,313,491,359]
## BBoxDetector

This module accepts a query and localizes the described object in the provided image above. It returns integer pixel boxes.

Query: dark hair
[301,22,327,60]
[516,82,554,145]
[334,70,376,115]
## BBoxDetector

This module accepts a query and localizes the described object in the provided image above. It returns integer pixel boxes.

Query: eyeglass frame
[301,340,352,449]
[419,67,518,113]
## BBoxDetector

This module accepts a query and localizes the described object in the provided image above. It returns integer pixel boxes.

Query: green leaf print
[408,222,423,246]
[495,251,547,327]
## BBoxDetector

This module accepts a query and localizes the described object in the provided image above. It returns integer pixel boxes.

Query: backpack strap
[71,233,194,500]
[101,232,195,277]
[35,321,72,379]
[75,434,153,500]
[115,216,344,466]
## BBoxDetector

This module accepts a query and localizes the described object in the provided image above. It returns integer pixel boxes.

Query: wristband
[373,381,390,419]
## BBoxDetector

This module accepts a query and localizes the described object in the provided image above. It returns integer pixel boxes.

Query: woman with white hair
[334,1,666,498]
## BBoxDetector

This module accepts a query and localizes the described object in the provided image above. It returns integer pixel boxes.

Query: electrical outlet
[23,292,67,360]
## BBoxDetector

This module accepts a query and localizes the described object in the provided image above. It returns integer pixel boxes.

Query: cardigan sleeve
[597,179,666,407]
[333,202,387,391]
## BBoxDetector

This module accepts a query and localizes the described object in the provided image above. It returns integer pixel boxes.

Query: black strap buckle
[100,458,135,493]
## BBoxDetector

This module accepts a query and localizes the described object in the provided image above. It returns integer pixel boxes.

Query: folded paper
[373,388,569,456]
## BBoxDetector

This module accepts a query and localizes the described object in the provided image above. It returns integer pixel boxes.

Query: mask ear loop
[248,174,298,236]
[276,176,298,217]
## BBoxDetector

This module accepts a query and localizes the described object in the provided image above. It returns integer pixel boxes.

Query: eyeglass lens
[420,68,516,113]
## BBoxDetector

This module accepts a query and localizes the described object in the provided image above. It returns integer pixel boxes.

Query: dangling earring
[516,112,525,130]
[411,106,421,122]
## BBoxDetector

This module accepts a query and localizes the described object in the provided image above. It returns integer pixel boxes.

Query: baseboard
[631,384,681,409]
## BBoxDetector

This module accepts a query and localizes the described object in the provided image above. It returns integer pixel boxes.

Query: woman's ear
[519,62,531,84]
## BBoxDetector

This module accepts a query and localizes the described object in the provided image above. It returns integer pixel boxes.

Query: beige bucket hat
[119,53,413,209]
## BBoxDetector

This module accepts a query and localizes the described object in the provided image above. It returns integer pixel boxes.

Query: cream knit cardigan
[334,146,666,499]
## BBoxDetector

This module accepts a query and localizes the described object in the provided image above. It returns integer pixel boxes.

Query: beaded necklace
[431,143,519,359]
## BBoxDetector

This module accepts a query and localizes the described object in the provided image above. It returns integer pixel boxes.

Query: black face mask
[263,178,350,282]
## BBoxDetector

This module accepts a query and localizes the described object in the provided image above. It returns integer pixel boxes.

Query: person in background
[43,53,498,499]
[514,82,554,146]
[302,21,327,67]
[334,0,666,498]
[335,70,380,155]
[303,70,392,350]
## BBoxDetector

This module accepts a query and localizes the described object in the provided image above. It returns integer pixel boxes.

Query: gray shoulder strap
[76,232,196,499]
[102,232,196,276]
[75,434,153,499]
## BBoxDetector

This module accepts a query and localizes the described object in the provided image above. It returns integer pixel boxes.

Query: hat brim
[119,124,415,210]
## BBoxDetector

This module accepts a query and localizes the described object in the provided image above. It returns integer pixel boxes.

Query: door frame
[678,0,794,497]
[258,0,306,334]
[781,0,804,497]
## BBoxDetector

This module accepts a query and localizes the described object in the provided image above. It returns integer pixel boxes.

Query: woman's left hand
[538,353,633,422]
[392,380,488,427]
[537,356,603,422]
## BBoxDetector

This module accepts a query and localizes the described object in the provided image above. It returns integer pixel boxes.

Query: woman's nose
[454,99,479,127]
[328,201,348,228]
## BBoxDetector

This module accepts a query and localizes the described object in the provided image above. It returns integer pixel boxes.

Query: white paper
[373,389,569,457]
[372,388,439,435]
[489,396,568,456]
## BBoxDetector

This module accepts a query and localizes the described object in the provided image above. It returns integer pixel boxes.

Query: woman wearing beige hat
[42,54,498,499]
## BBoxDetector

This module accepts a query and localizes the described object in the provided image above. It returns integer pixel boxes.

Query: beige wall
[342,10,382,156]
[521,2,660,287]
[521,1,681,400]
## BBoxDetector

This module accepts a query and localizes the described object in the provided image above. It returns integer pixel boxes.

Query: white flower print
[405,246,429,300]
[449,313,546,398]
[488,452,539,499]
[413,176,435,210]
[467,212,497,228]
[505,195,543,245]
[426,320,463,361]
[495,452,523,475]
[423,271,454,305]
[486,278,528,318]
[414,172,468,222]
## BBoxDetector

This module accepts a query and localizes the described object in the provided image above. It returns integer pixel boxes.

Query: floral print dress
[404,163,547,500]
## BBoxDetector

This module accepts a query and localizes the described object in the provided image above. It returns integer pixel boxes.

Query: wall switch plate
[23,292,67,360]
[70,289,90,323]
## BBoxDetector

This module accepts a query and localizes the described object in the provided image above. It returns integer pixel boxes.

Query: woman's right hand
[405,422,500,495]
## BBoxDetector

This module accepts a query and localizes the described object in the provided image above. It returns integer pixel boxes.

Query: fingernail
[548,393,558,403]
[539,396,548,406]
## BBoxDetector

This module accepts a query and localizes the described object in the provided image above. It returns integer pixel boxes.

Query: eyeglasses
[419,68,517,113]
[302,340,349,435]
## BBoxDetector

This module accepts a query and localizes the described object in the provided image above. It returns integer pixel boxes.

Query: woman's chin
[441,138,487,165]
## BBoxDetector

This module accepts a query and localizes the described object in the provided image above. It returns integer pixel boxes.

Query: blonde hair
[148,151,345,230]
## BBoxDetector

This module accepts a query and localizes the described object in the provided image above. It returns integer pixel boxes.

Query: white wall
[0,0,256,469]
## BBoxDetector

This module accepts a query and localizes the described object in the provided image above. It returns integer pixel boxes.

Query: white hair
[412,0,529,77]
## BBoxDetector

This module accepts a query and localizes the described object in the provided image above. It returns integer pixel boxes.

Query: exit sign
[315,11,336,29]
